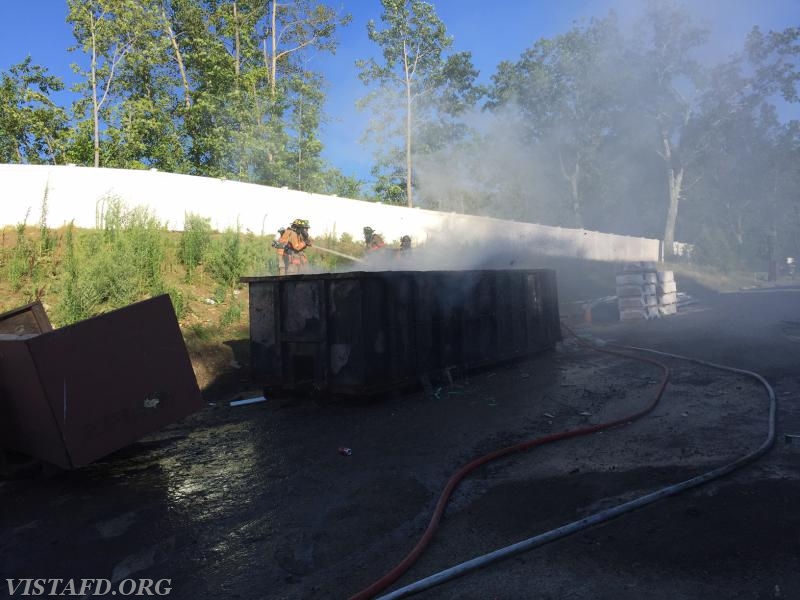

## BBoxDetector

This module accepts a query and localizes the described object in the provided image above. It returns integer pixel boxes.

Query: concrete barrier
[1,164,663,263]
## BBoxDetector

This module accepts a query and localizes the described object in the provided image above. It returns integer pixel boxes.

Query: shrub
[37,184,55,259]
[122,206,166,295]
[8,218,33,292]
[220,298,243,326]
[54,223,98,325]
[241,230,272,277]
[206,225,245,298]
[53,204,169,324]
[692,225,739,273]
[164,285,190,321]
[179,213,212,279]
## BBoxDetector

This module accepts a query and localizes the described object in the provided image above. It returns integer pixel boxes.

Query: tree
[107,1,192,171]
[627,1,709,254]
[318,168,364,199]
[685,66,780,265]
[259,0,350,185]
[68,0,152,168]
[746,25,800,104]
[684,24,800,266]
[60,0,355,188]
[357,0,480,207]
[160,0,192,110]
[166,0,348,185]
[287,70,325,191]
[262,0,350,98]
[486,15,625,227]
[745,25,800,262]
[0,58,68,164]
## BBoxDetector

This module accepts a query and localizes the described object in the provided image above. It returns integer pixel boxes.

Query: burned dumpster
[242,269,561,396]
[0,295,203,469]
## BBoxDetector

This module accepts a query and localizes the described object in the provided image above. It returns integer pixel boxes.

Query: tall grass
[8,215,33,292]
[206,224,245,302]
[50,198,168,324]
[5,187,59,300]
[1,196,301,327]
[55,222,97,323]
[179,213,212,281]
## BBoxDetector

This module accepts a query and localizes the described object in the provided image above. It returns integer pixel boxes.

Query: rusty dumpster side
[242,269,561,396]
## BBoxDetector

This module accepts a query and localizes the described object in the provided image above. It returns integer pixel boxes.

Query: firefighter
[271,226,290,275]
[363,226,385,252]
[285,219,311,274]
[395,235,412,264]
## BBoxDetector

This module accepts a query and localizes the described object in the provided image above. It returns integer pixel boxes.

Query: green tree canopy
[0,57,68,164]
[357,0,481,206]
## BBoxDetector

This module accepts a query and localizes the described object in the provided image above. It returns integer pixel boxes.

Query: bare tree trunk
[659,124,683,256]
[263,1,277,165]
[297,102,303,190]
[735,212,744,245]
[43,134,58,165]
[405,90,413,207]
[270,0,277,97]
[251,78,260,120]
[571,178,581,227]
[163,5,191,109]
[257,38,274,164]
[558,149,582,228]
[403,42,413,208]
[233,1,240,80]
[263,38,272,79]
[91,13,100,168]
[664,166,683,253]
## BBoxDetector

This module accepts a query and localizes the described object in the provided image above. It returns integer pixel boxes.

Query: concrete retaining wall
[0,164,662,263]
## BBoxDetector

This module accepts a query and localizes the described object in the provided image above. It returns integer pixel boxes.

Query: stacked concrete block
[657,270,678,316]
[616,262,660,321]
[616,262,680,321]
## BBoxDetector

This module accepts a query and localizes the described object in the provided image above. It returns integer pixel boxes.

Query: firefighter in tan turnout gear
[272,226,290,275]
[284,219,311,274]
[363,226,385,252]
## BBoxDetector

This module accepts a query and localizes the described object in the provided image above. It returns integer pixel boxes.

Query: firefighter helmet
[292,218,310,229]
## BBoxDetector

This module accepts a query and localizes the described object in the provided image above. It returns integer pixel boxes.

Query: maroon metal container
[0,295,203,468]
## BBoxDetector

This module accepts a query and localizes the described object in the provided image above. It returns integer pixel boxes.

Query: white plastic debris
[230,396,267,407]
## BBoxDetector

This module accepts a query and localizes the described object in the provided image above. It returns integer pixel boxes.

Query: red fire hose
[348,323,671,600]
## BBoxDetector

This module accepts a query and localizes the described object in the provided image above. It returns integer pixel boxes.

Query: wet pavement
[1,288,799,599]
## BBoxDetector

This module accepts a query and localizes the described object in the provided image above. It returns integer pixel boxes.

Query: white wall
[0,164,662,262]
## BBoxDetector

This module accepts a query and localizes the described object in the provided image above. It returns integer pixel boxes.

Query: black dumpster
[242,269,561,395]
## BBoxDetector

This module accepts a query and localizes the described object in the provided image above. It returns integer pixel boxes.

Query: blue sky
[0,1,798,183]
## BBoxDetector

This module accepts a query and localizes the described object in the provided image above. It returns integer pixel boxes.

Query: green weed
[179,213,212,280]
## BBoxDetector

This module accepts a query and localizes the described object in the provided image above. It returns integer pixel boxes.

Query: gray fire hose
[376,344,776,600]
[309,244,366,264]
